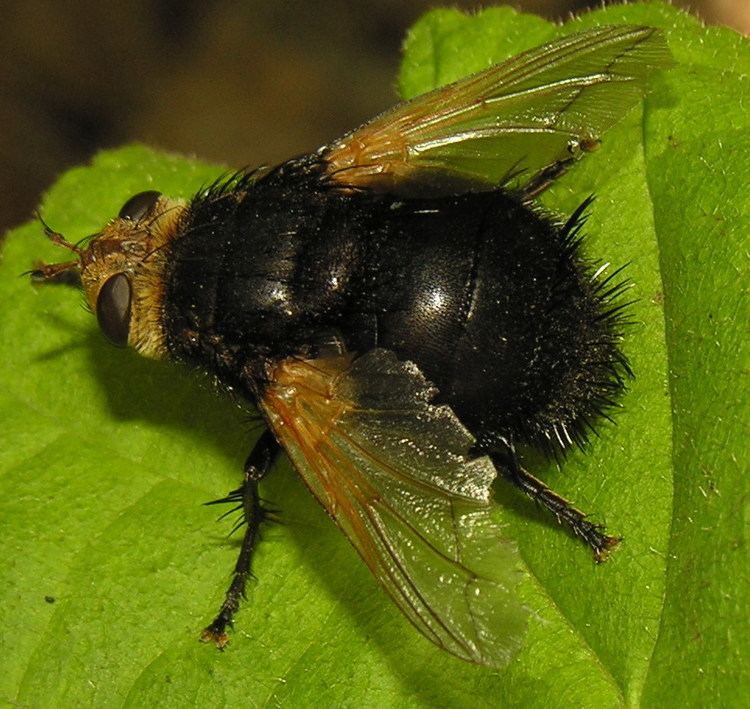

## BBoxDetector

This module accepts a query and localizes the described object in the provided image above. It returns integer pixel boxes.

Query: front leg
[201,428,280,647]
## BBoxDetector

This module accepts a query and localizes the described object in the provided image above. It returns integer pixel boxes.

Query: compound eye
[96,273,132,347]
[118,190,162,221]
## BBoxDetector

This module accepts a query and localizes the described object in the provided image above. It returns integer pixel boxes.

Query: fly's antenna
[29,211,83,284]
[37,211,83,256]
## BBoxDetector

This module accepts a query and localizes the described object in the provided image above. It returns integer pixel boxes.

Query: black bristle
[510,196,634,458]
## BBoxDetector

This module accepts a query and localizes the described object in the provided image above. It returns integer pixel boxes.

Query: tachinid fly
[33,25,672,667]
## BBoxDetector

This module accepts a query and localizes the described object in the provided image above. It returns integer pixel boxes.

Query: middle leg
[201,428,281,647]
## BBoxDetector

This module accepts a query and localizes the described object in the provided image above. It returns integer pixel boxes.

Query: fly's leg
[521,137,600,200]
[520,158,575,200]
[492,447,621,561]
[201,428,280,647]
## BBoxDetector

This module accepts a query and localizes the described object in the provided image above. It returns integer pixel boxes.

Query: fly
[33,25,672,667]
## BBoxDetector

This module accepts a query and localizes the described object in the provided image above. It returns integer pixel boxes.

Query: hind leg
[491,445,620,561]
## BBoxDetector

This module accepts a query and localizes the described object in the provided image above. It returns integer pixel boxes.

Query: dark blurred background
[1,0,747,235]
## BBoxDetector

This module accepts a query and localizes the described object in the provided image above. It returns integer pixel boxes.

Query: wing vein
[261,351,530,666]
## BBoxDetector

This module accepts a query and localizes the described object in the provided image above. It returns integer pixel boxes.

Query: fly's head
[33,190,186,359]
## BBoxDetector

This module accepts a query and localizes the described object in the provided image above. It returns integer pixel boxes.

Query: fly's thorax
[78,193,187,359]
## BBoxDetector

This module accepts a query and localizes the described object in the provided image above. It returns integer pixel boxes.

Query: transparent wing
[322,25,672,193]
[259,349,528,667]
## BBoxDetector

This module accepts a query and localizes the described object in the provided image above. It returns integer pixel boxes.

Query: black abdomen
[165,161,628,455]
[343,190,629,454]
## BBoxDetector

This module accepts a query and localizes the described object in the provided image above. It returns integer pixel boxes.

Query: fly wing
[259,349,528,667]
[322,25,672,194]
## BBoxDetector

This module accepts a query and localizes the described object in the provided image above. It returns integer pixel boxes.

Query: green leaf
[1,3,746,707]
